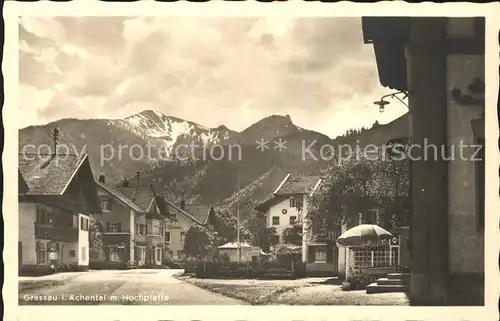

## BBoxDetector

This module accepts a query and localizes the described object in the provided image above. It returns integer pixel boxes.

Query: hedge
[195,260,306,279]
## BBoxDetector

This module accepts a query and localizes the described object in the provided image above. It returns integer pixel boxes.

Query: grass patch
[178,276,302,305]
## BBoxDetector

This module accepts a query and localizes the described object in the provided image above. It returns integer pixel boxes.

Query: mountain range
[19,110,410,221]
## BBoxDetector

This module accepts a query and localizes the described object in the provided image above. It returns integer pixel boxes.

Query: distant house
[218,242,261,263]
[18,153,101,275]
[95,173,216,265]
[163,201,216,260]
[256,173,336,276]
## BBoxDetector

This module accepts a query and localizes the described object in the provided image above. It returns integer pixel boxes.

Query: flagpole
[237,170,241,263]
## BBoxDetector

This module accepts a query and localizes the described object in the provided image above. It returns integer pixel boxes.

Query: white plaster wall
[446,54,484,273]
[19,202,37,265]
[78,214,90,266]
[267,195,304,242]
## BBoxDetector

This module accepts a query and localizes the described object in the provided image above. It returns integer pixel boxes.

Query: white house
[256,173,341,276]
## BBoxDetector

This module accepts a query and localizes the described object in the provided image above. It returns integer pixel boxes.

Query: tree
[89,215,104,260]
[282,225,302,245]
[308,148,409,240]
[183,225,215,259]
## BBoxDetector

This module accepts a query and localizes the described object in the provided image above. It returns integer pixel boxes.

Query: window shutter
[326,243,333,263]
[307,246,315,263]
[117,223,122,232]
[104,246,110,260]
[107,199,113,211]
[106,223,110,232]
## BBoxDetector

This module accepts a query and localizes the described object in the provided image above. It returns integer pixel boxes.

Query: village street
[19,269,409,306]
[19,269,246,305]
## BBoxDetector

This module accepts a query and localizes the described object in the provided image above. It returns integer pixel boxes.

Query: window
[101,198,112,211]
[152,225,160,236]
[372,247,391,267]
[68,250,76,258]
[108,223,120,233]
[139,224,145,235]
[36,207,52,225]
[36,242,47,264]
[156,248,162,261]
[391,247,399,266]
[80,217,89,231]
[271,235,280,245]
[314,245,327,263]
[352,247,391,268]
[289,216,297,225]
[135,223,139,234]
[108,246,125,262]
[290,198,296,207]
[160,227,164,238]
[146,224,152,235]
[81,247,86,261]
[165,231,171,242]
[272,216,279,225]
[180,231,186,242]
[476,138,485,231]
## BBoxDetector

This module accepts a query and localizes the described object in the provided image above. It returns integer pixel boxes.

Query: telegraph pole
[237,170,241,263]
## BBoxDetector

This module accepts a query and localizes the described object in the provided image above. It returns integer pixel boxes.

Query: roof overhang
[362,17,410,92]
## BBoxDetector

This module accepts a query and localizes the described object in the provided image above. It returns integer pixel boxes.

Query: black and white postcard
[3,2,499,321]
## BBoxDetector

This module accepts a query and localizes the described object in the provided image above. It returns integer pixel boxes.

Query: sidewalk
[19,271,90,292]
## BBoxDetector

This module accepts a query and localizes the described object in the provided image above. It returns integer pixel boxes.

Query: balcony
[102,232,131,246]
[34,224,78,242]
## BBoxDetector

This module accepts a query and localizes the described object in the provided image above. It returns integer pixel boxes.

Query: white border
[4,2,500,321]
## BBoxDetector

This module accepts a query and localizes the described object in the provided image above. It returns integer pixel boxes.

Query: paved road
[19,269,246,305]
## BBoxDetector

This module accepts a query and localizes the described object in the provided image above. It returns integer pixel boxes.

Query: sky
[19,17,408,138]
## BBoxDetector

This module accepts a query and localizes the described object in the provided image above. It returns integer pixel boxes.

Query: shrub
[89,261,129,270]
[194,260,307,279]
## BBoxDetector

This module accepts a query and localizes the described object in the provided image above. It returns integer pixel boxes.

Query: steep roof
[255,173,322,212]
[96,181,146,214]
[218,242,255,249]
[18,170,29,194]
[114,183,213,225]
[19,153,88,195]
[275,173,322,195]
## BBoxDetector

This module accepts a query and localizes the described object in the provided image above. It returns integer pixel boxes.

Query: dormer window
[290,198,296,208]
[101,197,112,212]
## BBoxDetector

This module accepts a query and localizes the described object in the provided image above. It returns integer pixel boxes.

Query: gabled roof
[116,183,213,225]
[218,242,255,249]
[275,173,322,196]
[183,204,214,225]
[96,181,146,214]
[19,153,89,195]
[255,173,322,212]
[164,200,214,225]
[18,170,29,194]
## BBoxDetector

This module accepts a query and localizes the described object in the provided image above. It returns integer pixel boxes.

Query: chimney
[180,192,185,210]
[98,175,105,183]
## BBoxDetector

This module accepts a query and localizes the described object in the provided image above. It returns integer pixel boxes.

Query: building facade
[256,174,340,276]
[18,154,101,275]
[362,17,485,305]
[95,173,215,265]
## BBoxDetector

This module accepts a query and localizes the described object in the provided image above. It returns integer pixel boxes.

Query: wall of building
[62,241,78,265]
[267,195,304,243]
[78,213,89,266]
[219,247,258,263]
[19,202,37,265]
[165,214,195,258]
[446,53,484,274]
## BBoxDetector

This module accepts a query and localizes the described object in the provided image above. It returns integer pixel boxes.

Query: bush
[184,259,199,273]
[194,260,307,279]
[89,261,129,270]
[163,257,185,269]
